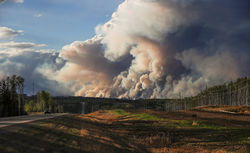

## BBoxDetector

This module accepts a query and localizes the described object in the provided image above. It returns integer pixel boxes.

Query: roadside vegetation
[24,90,63,113]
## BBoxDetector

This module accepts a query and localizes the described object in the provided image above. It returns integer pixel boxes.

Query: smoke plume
[1,0,250,98]
[39,0,249,98]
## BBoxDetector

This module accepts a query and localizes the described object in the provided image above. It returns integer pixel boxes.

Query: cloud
[0,47,71,95]
[1,0,250,98]
[10,0,23,3]
[0,29,67,95]
[0,41,47,50]
[0,0,23,4]
[0,27,23,40]
[34,13,43,18]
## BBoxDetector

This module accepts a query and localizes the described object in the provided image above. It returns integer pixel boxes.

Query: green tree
[0,75,25,117]
[24,100,37,112]
[37,90,53,111]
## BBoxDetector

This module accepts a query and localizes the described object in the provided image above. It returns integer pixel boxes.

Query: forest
[61,77,250,113]
[163,77,250,112]
[0,75,62,117]
[0,75,25,117]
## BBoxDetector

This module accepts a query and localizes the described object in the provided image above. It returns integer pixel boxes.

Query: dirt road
[0,113,67,128]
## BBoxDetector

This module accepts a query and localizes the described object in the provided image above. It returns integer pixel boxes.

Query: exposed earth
[0,107,249,153]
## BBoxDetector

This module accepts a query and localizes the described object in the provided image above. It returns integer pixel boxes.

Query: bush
[24,100,37,112]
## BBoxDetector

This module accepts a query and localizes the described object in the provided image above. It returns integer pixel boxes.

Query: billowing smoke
[39,0,249,98]
[1,0,250,98]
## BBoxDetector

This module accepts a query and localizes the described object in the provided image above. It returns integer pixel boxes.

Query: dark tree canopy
[0,75,25,117]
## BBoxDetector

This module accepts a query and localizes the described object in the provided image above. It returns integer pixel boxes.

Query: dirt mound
[80,110,119,124]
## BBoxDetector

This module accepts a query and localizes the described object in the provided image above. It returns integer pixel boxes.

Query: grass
[110,109,163,121]
[110,109,231,130]
[164,120,232,130]
[110,109,130,116]
[0,109,249,153]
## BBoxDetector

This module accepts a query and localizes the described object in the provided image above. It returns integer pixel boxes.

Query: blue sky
[0,0,123,50]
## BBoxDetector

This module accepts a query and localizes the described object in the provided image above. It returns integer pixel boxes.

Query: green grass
[110,109,232,130]
[129,113,163,121]
[110,109,130,116]
[159,120,231,130]
[110,109,163,121]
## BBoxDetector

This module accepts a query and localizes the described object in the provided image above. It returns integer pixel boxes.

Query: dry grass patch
[81,110,120,124]
[195,105,250,114]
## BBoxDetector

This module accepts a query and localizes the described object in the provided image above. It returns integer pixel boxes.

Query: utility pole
[33,80,35,102]
[32,80,34,95]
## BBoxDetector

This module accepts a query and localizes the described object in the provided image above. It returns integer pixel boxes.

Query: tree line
[193,77,250,105]
[0,75,63,117]
[0,75,25,117]
[2,75,249,116]
[25,91,63,113]
[71,77,250,113]
[164,77,250,112]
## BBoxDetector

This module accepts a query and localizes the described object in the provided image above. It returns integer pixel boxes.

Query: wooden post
[229,86,231,106]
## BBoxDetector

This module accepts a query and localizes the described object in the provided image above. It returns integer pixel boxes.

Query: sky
[0,0,123,50]
[0,0,250,98]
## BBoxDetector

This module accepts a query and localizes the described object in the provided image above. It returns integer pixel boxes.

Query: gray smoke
[47,0,249,98]
[1,0,250,98]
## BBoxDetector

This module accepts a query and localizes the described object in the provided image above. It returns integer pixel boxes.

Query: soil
[0,108,249,153]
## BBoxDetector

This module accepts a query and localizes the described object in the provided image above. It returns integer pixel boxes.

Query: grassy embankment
[0,109,249,153]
